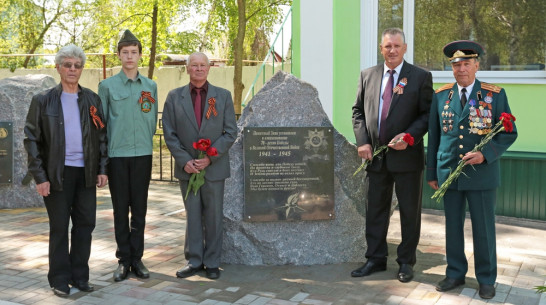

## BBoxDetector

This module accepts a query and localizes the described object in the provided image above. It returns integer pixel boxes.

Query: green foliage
[413,0,546,71]
[190,0,291,63]
[1,0,291,71]
[167,31,202,55]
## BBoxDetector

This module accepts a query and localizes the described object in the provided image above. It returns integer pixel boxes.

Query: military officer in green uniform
[98,30,158,282]
[426,40,517,299]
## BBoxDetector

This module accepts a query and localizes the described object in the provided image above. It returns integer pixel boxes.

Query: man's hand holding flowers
[354,133,414,176]
[184,139,218,199]
[388,133,414,150]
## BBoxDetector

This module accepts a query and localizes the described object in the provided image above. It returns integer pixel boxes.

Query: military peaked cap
[443,40,484,63]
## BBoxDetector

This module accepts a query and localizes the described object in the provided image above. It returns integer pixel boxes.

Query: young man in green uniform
[98,30,158,282]
[427,40,517,299]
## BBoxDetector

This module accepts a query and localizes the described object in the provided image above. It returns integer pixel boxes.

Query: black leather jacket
[24,84,108,191]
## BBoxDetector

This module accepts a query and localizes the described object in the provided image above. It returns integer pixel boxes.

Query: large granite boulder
[222,72,369,265]
[0,75,56,208]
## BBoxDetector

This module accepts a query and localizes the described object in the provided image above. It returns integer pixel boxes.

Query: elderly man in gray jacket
[162,52,237,280]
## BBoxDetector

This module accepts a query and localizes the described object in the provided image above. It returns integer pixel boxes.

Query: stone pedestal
[0,75,56,208]
[222,72,369,265]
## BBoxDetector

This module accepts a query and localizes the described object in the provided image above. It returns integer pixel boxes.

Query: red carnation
[402,133,414,146]
[499,112,516,133]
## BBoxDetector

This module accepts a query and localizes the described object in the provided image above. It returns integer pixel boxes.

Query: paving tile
[249,297,274,305]
[234,294,261,304]
[1,183,545,305]
[289,292,309,302]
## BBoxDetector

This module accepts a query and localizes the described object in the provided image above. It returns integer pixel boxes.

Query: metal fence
[152,114,176,182]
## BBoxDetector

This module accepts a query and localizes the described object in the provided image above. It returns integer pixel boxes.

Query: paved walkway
[0,182,545,305]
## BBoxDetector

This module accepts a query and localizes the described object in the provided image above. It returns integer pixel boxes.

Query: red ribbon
[139,91,156,104]
[206,97,218,119]
[90,106,104,129]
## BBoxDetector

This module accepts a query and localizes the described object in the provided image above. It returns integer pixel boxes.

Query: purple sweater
[61,92,84,167]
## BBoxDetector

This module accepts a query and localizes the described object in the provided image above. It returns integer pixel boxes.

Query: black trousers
[43,166,96,288]
[108,155,152,266]
[365,165,423,265]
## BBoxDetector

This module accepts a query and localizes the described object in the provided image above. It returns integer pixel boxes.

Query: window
[377,0,404,63]
[364,0,546,83]
[413,0,545,72]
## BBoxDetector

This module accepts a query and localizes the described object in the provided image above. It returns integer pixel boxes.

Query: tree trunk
[232,0,246,115]
[148,1,158,79]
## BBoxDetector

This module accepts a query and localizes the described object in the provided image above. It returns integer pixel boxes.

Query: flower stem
[353,145,388,176]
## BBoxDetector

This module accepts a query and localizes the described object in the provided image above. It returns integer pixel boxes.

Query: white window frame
[361,0,546,84]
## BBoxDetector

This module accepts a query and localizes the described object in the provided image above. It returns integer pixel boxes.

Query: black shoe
[71,281,94,292]
[113,264,129,282]
[52,285,70,297]
[132,261,150,279]
[397,264,414,283]
[435,277,465,292]
[205,267,220,279]
[176,264,204,278]
[479,284,495,299]
[350,260,387,277]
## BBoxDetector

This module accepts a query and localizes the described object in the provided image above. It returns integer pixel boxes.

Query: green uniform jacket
[98,71,158,157]
[426,79,517,190]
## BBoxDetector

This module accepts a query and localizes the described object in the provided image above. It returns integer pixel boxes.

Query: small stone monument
[0,74,56,208]
[222,72,369,265]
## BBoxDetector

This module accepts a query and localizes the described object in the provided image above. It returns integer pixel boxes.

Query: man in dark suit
[162,52,237,280]
[427,41,517,299]
[351,28,433,283]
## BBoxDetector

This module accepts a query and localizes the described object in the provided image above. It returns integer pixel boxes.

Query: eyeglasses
[61,62,83,69]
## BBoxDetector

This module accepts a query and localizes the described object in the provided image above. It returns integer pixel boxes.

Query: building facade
[291,0,546,220]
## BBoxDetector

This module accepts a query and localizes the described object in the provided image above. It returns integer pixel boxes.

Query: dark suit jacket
[162,82,237,181]
[426,80,517,190]
[352,61,433,172]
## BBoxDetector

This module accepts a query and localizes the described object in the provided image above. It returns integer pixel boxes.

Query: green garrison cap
[443,40,484,63]
[118,29,140,45]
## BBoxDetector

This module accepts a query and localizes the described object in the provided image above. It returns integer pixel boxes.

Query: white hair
[55,44,86,66]
[187,52,210,66]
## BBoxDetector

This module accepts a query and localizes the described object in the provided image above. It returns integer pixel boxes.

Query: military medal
[484,92,493,103]
[468,91,493,135]
[442,96,454,133]
[139,91,156,113]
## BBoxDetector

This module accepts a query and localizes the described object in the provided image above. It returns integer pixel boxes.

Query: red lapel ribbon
[90,106,105,129]
[206,97,218,119]
[139,91,156,104]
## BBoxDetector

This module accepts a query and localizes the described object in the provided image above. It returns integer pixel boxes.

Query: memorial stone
[222,72,371,265]
[0,75,56,208]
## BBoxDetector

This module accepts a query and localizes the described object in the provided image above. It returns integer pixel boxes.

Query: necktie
[460,88,467,108]
[379,70,394,144]
[194,88,202,128]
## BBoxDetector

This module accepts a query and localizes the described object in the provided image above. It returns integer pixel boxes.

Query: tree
[148,1,158,79]
[191,0,290,114]
[0,0,70,69]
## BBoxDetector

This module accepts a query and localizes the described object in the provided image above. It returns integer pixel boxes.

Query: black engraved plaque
[244,127,334,222]
[0,122,14,184]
